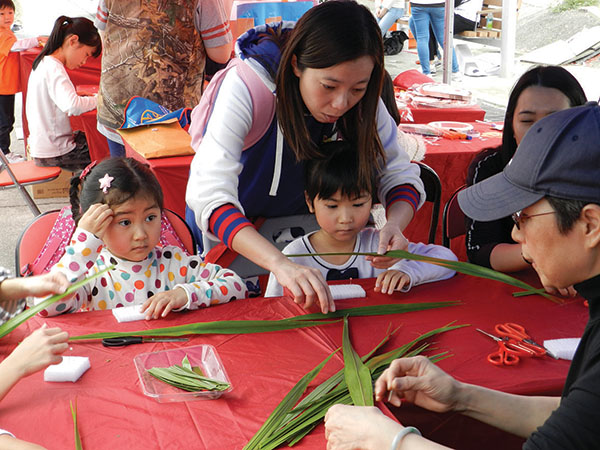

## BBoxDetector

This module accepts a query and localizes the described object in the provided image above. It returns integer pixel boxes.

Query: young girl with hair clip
[264,141,456,298]
[465,65,587,289]
[186,0,425,314]
[39,158,247,318]
[25,16,101,171]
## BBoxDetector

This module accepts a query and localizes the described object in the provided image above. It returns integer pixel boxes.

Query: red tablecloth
[393,70,486,124]
[18,47,106,160]
[69,110,110,162]
[123,142,193,218]
[0,275,587,449]
[405,122,503,258]
[409,105,485,124]
[124,122,502,259]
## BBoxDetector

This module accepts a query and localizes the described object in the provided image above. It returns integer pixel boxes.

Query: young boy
[0,0,44,163]
[264,141,457,298]
[325,103,600,449]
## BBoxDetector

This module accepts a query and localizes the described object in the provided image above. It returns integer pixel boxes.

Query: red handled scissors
[494,323,552,358]
[476,328,535,366]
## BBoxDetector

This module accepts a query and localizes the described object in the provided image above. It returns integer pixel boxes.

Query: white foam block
[44,356,90,382]
[543,338,581,361]
[329,284,366,301]
[112,304,146,323]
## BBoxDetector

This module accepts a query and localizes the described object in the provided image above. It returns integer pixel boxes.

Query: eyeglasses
[511,210,556,230]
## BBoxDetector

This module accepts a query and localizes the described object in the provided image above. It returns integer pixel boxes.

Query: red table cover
[393,70,486,124]
[0,274,587,449]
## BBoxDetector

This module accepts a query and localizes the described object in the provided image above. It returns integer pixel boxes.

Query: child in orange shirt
[0,0,45,163]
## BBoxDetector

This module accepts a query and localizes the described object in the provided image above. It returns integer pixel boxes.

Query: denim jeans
[107,137,126,157]
[410,5,459,74]
[377,7,405,37]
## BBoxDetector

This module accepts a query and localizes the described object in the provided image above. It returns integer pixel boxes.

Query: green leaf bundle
[0,265,114,339]
[147,355,230,392]
[247,322,466,449]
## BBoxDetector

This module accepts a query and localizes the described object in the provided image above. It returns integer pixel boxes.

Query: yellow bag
[117,119,195,159]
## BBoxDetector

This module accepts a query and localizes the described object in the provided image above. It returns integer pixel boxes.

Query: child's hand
[37,36,48,47]
[141,288,188,320]
[374,270,410,295]
[20,272,69,298]
[0,272,69,303]
[78,203,113,240]
[3,325,69,378]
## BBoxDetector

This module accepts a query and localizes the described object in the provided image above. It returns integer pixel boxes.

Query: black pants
[0,94,15,155]
[428,15,477,60]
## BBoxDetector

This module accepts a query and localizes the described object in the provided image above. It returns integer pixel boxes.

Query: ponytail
[33,15,101,71]
[69,172,84,224]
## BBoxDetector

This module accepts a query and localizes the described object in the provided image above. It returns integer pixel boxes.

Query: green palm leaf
[0,265,114,339]
[69,302,458,341]
[70,400,82,450]
[243,349,339,450]
[287,250,561,303]
[342,316,373,407]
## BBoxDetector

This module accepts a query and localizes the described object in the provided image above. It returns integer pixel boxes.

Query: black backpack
[383,30,409,56]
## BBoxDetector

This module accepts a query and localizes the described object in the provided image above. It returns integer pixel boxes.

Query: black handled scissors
[101,336,189,347]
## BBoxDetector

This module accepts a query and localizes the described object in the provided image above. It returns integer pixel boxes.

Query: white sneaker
[5,152,25,163]
[429,63,437,74]
[452,72,464,82]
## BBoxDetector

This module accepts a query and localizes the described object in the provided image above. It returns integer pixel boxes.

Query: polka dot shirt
[41,228,247,316]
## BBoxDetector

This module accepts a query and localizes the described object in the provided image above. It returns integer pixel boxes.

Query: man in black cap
[324,103,600,449]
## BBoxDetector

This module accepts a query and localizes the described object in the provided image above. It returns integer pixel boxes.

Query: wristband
[391,426,421,450]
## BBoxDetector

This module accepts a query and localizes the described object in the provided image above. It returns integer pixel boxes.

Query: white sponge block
[543,338,581,361]
[44,356,90,382]
[330,284,366,301]
[112,304,146,323]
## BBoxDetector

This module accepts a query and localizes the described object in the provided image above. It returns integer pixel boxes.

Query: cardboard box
[27,169,75,199]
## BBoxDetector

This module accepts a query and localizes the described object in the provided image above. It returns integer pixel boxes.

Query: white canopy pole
[500,0,517,78]
[443,0,455,85]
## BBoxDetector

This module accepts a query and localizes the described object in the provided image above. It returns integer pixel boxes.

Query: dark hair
[381,70,400,126]
[305,140,376,205]
[498,65,587,165]
[547,197,600,235]
[33,16,101,71]
[276,0,385,191]
[0,0,15,11]
[70,158,163,224]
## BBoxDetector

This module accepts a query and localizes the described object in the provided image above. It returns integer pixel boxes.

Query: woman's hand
[324,404,401,450]
[376,7,388,18]
[375,356,462,414]
[272,259,335,314]
[366,220,409,269]
[543,284,578,297]
[77,203,113,241]
[141,288,188,319]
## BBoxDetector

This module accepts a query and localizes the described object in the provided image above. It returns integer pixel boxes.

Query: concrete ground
[2,0,600,273]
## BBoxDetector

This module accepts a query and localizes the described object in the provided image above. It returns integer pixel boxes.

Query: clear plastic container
[134,344,232,402]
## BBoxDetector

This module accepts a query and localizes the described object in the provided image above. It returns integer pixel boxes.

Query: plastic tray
[134,344,232,402]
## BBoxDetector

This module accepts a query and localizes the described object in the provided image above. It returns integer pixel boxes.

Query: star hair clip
[99,173,114,194]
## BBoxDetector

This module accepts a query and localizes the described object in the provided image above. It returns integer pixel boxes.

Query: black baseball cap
[458,102,600,221]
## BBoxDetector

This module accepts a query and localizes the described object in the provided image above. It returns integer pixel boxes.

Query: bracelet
[391,426,421,450]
